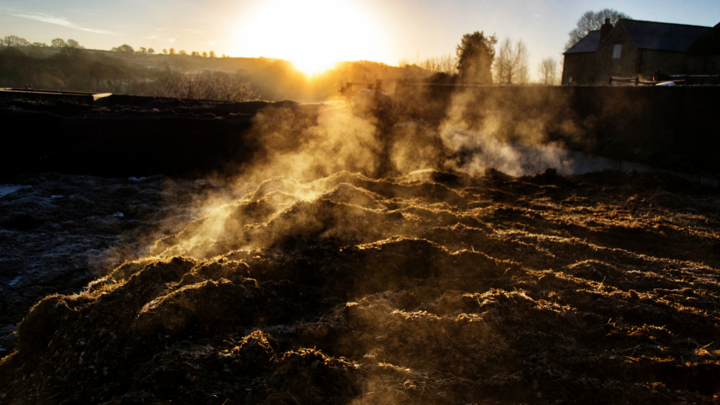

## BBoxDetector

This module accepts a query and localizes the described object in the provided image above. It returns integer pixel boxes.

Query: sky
[1,0,719,76]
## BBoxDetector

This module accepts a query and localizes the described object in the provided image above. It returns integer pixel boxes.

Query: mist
[3,41,720,404]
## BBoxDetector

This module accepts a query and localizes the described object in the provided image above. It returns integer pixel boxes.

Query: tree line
[109,44,223,58]
[0,42,419,101]
[151,66,257,100]
[398,8,629,86]
[2,35,226,58]
[397,32,558,85]
[399,32,559,86]
[2,35,84,49]
[0,45,258,101]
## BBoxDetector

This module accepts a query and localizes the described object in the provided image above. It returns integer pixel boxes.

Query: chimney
[599,18,613,44]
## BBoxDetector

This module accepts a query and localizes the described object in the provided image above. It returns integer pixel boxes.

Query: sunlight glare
[234,0,382,75]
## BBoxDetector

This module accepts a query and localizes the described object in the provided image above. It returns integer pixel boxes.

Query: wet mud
[1,168,719,404]
[0,174,247,355]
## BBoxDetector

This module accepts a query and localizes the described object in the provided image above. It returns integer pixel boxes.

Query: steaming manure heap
[2,168,720,404]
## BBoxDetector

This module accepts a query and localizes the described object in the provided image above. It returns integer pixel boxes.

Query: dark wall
[395,84,720,173]
[638,50,692,77]
[561,53,598,85]
[596,24,641,79]
[689,54,720,74]
[0,111,253,179]
[0,100,311,179]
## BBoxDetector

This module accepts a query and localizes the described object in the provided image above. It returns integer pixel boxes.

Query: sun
[234,0,382,76]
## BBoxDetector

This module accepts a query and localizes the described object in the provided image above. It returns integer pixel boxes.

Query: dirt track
[1,167,719,404]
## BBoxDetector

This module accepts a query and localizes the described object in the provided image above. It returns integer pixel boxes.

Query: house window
[613,44,622,59]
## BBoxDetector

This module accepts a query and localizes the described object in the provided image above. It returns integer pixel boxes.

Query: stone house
[562,19,720,85]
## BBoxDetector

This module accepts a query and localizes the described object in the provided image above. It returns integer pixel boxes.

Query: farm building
[562,18,720,85]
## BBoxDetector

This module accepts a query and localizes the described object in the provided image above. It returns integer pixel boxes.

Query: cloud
[9,12,118,35]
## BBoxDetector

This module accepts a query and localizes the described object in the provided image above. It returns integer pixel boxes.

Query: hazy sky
[1,0,718,75]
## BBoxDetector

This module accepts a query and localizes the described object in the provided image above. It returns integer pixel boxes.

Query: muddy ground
[0,174,250,355]
[1,167,719,404]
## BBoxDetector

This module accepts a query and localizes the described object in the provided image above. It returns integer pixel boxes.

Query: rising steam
[6,81,720,405]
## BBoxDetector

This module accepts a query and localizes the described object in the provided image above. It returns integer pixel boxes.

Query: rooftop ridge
[619,18,712,29]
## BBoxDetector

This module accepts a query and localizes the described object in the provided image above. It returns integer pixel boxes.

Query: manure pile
[2,169,719,404]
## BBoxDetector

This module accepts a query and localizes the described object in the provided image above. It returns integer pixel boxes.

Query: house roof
[564,19,714,55]
[565,31,601,54]
[620,19,711,52]
[689,22,720,54]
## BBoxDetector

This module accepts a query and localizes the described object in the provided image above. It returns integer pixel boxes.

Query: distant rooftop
[565,31,601,54]
[688,22,720,53]
[564,19,713,55]
[621,19,711,52]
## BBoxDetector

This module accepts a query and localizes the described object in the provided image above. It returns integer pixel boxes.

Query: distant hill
[0,45,431,101]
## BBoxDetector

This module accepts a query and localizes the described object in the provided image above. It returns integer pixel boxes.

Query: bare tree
[51,38,66,48]
[424,54,457,74]
[565,9,631,50]
[67,39,81,48]
[438,54,458,75]
[148,48,155,54]
[493,37,529,85]
[4,35,29,47]
[153,66,185,97]
[153,66,258,101]
[138,47,148,54]
[537,57,558,85]
[398,53,457,75]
